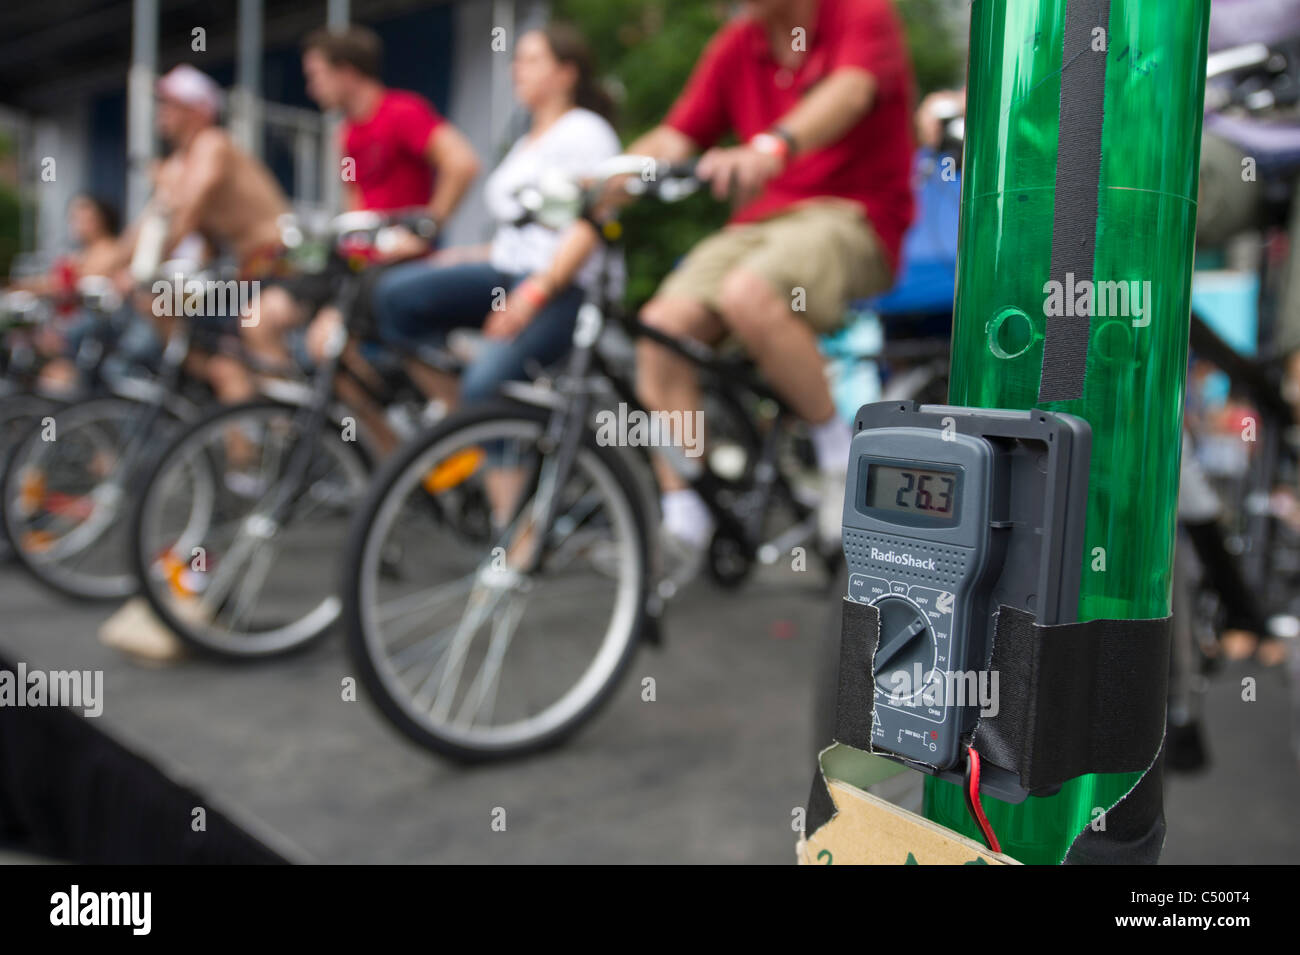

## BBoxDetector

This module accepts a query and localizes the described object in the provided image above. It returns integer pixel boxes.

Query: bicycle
[128,209,461,658]
[0,269,211,598]
[340,156,854,762]
[0,276,137,468]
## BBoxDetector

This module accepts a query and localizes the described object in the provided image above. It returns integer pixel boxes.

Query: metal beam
[322,0,349,213]
[126,0,158,219]
[328,0,350,28]
[232,0,264,157]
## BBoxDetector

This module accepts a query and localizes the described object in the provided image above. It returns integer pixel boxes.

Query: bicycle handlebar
[277,208,438,255]
[0,276,122,326]
[510,155,701,232]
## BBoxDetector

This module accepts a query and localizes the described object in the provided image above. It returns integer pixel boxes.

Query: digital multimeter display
[842,403,1091,793]
[862,463,960,522]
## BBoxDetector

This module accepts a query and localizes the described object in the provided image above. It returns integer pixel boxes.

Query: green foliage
[554,0,727,139]
[0,186,20,279]
[554,0,963,306]
[554,0,730,305]
[896,0,966,96]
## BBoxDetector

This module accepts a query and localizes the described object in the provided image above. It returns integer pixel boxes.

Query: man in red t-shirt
[244,25,480,375]
[628,0,915,566]
[302,25,479,221]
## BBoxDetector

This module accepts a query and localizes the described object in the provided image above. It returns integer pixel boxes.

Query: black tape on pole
[971,606,1172,792]
[1039,0,1112,402]
[818,598,1171,791]
[833,599,880,753]
[805,600,881,837]
[1064,744,1168,865]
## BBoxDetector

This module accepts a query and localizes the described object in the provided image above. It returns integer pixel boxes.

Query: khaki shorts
[656,199,893,333]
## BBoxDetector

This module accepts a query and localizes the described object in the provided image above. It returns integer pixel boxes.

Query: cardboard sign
[798,779,1020,865]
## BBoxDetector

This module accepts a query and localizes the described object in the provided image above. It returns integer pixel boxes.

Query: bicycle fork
[264,335,342,527]
[516,305,602,576]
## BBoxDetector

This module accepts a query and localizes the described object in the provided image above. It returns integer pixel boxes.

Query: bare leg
[403,357,459,408]
[714,267,850,545]
[303,309,400,456]
[484,467,538,568]
[715,267,835,425]
[334,363,398,456]
[205,353,258,468]
[206,353,257,405]
[241,286,302,370]
[35,358,79,394]
[635,296,725,492]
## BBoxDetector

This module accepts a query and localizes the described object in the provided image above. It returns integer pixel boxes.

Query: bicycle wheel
[132,399,369,658]
[1,395,185,599]
[343,400,651,762]
[0,393,63,557]
[0,392,61,460]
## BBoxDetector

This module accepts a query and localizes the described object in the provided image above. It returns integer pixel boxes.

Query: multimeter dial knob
[871,595,937,700]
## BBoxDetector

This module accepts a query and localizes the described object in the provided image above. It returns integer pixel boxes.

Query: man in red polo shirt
[303,25,479,220]
[628,0,915,569]
[243,24,480,372]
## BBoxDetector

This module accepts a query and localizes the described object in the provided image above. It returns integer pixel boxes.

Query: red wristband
[748,132,790,168]
[516,278,549,308]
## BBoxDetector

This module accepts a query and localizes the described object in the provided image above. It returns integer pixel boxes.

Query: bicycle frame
[505,292,817,580]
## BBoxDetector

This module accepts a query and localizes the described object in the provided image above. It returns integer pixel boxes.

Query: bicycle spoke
[222,540,276,633]
[453,594,526,729]
[196,528,261,617]
[42,486,120,560]
[351,411,646,753]
[257,426,286,486]
[424,583,503,719]
[374,573,477,628]
[389,624,457,675]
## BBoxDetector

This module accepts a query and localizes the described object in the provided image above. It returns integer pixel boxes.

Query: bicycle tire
[131,398,370,658]
[0,392,64,556]
[342,399,652,762]
[0,394,184,600]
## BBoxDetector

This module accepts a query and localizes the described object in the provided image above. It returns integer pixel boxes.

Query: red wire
[966,746,1001,854]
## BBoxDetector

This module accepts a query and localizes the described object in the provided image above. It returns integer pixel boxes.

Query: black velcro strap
[1039,0,1112,402]
[833,598,880,752]
[1064,743,1167,865]
[805,769,837,837]
[972,606,1171,791]
[804,599,880,837]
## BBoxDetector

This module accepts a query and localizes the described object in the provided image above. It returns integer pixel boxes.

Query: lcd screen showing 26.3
[863,464,959,522]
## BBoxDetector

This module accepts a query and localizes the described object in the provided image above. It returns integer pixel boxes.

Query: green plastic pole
[927,0,1212,863]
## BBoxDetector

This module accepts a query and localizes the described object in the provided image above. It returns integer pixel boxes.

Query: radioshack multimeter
[841,401,1091,798]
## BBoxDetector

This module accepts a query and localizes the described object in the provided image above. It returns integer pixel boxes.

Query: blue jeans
[371,261,584,404]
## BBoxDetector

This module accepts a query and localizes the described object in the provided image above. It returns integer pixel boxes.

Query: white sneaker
[99,597,188,665]
[658,488,714,594]
[659,526,710,597]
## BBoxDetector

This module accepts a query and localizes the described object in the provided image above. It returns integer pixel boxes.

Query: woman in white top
[372,23,621,405]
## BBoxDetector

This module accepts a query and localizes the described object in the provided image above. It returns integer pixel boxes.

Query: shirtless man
[149,65,289,276]
[135,64,291,403]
